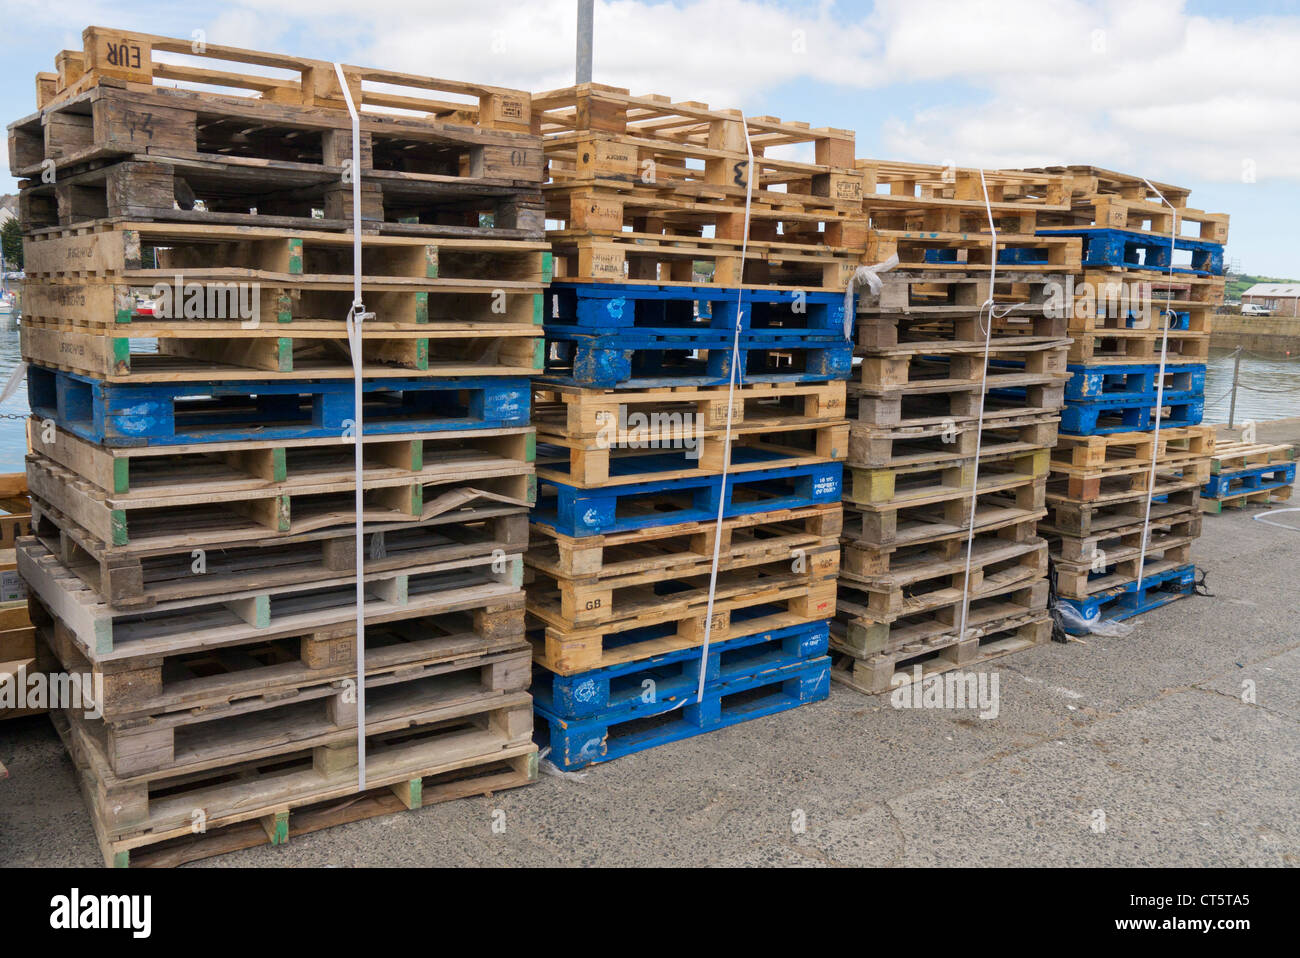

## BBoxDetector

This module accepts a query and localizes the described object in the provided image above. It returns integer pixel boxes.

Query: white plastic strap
[1134,178,1179,601]
[694,115,755,702]
[0,361,27,406]
[334,62,369,791]
[842,255,900,339]
[956,169,1000,643]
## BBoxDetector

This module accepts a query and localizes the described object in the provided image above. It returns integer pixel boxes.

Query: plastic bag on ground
[1056,600,1136,638]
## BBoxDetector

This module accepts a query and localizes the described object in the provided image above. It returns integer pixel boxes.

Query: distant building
[1242,283,1300,317]
[0,194,15,226]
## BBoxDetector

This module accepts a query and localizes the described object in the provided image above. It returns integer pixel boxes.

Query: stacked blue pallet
[528,281,852,769]
[1042,212,1227,632]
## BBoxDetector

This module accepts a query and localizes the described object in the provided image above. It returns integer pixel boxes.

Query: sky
[1,0,1297,277]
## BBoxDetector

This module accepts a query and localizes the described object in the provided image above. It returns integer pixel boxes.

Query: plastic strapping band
[1135,178,1178,603]
[694,115,755,703]
[957,170,1000,645]
[335,62,369,791]
[842,255,900,339]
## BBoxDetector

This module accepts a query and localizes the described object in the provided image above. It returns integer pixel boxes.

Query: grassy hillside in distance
[1227,273,1300,300]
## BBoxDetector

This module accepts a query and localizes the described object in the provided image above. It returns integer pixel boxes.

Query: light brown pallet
[26,443,532,556]
[54,705,536,867]
[1044,478,1201,536]
[20,534,525,662]
[547,229,865,291]
[1051,535,1194,600]
[850,410,1059,470]
[528,502,842,579]
[846,447,1049,508]
[837,536,1047,626]
[1210,440,1296,474]
[831,605,1051,695]
[843,474,1046,549]
[535,419,847,488]
[31,486,527,610]
[36,589,526,724]
[865,229,1080,271]
[1043,509,1201,564]
[530,576,836,675]
[33,26,533,130]
[1200,485,1294,514]
[528,541,838,629]
[60,636,530,780]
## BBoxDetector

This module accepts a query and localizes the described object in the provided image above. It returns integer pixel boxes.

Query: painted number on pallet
[125,109,156,142]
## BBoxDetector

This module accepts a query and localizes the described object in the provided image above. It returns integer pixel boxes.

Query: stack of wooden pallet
[0,473,44,720]
[1029,166,1225,630]
[525,88,856,766]
[831,161,1077,693]
[1202,436,1296,514]
[9,27,547,866]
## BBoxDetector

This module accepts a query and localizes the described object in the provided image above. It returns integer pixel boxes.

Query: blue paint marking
[25,366,531,447]
[1202,462,1297,499]
[1060,397,1204,435]
[1034,227,1225,275]
[531,461,843,537]
[541,329,852,388]
[1063,363,1206,403]
[547,282,851,338]
[1058,564,1197,634]
[534,645,831,769]
[532,619,829,719]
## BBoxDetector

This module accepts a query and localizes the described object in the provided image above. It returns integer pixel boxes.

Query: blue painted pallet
[1064,363,1206,402]
[1202,462,1297,499]
[1034,228,1224,275]
[547,281,850,339]
[1061,397,1204,435]
[535,650,830,769]
[533,461,843,537]
[541,329,852,388]
[534,619,828,719]
[1060,564,1196,634]
[26,366,530,447]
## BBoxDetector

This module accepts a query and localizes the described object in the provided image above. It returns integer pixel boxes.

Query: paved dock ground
[2,422,1297,867]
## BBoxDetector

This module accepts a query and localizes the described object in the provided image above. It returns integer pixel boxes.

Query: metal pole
[576,0,594,83]
[1227,344,1243,429]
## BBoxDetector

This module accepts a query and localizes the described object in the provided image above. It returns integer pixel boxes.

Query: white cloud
[6,0,1296,184]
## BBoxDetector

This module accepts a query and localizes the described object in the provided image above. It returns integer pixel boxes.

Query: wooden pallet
[1210,440,1296,475]
[858,160,1068,225]
[844,473,1046,548]
[1051,426,1214,498]
[1043,477,1201,536]
[1200,485,1294,514]
[31,484,527,610]
[547,230,865,291]
[54,704,536,867]
[25,440,533,555]
[529,571,836,676]
[831,602,1051,694]
[55,615,530,779]
[31,418,533,499]
[1044,509,1201,564]
[853,339,1069,389]
[838,536,1047,627]
[532,82,856,180]
[543,183,862,248]
[847,378,1065,429]
[847,447,1049,508]
[853,269,1073,334]
[20,533,525,661]
[36,586,526,723]
[865,229,1080,271]
[1051,531,1195,600]
[842,506,1041,575]
[850,410,1059,470]
[528,540,838,629]
[536,419,847,488]
[528,502,841,578]
[33,26,533,130]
